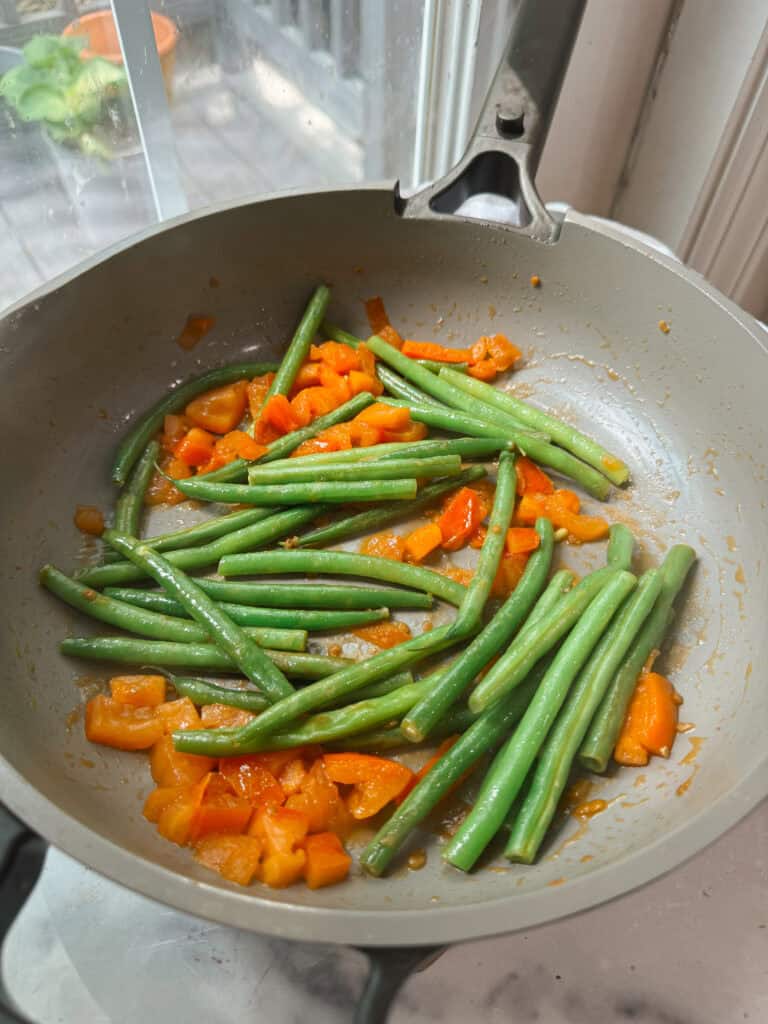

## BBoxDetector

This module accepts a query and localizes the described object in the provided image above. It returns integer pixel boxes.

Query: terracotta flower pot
[62,9,178,101]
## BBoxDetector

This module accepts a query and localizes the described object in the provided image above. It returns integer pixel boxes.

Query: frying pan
[1,1,767,1020]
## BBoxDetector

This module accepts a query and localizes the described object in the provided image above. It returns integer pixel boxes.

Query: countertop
[4,800,766,1023]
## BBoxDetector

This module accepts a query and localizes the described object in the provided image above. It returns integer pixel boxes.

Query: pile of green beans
[45,286,702,885]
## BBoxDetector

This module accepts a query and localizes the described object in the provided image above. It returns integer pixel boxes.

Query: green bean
[111,361,277,486]
[140,507,275,553]
[246,455,462,485]
[416,359,468,374]
[218,549,467,606]
[102,530,295,702]
[40,566,305,650]
[231,674,440,752]
[191,578,432,610]
[439,367,630,487]
[365,335,531,431]
[168,674,269,712]
[578,544,696,773]
[267,284,331,400]
[505,569,663,863]
[102,588,390,630]
[378,364,446,406]
[265,438,496,469]
[60,637,349,679]
[360,673,542,876]
[382,399,532,445]
[173,623,464,756]
[501,434,611,500]
[295,467,486,549]
[524,569,576,627]
[320,321,364,350]
[343,671,417,704]
[75,506,324,588]
[169,476,418,505]
[201,392,374,483]
[114,440,159,536]
[331,705,478,752]
[376,439,508,462]
[449,452,517,638]
[443,571,637,871]
[607,522,635,569]
[468,566,621,713]
[402,518,554,742]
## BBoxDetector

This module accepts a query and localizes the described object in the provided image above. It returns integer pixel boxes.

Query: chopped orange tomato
[219,754,286,807]
[246,373,276,421]
[352,621,412,649]
[365,296,391,335]
[355,402,410,432]
[505,527,541,556]
[614,672,682,766]
[189,774,253,841]
[200,704,256,729]
[437,487,486,551]
[194,833,263,886]
[144,454,192,507]
[85,695,163,750]
[485,334,522,372]
[357,342,377,377]
[143,785,185,823]
[285,759,351,836]
[310,341,360,374]
[380,420,428,443]
[250,806,310,887]
[174,426,216,468]
[290,386,338,428]
[155,697,201,733]
[404,521,443,562]
[318,363,351,403]
[515,456,554,496]
[161,413,192,452]
[467,359,498,381]
[303,832,351,889]
[156,774,210,845]
[261,393,301,435]
[74,505,105,537]
[176,314,215,351]
[277,757,308,796]
[516,489,608,542]
[491,552,529,598]
[214,430,267,462]
[401,340,472,364]
[378,324,404,350]
[360,531,406,561]
[291,361,324,392]
[348,370,381,397]
[324,753,414,819]
[150,734,214,788]
[186,380,248,434]
[109,674,166,708]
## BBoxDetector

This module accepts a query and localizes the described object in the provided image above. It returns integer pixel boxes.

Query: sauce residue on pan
[726,535,738,552]
[176,314,215,351]
[571,799,608,822]
[407,849,427,871]
[548,877,566,887]
[676,736,705,796]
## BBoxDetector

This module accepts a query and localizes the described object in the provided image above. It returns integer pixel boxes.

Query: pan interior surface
[1,188,766,945]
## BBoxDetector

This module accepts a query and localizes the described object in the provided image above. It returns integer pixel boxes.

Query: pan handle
[395,0,586,242]
[353,945,445,1024]
[0,805,45,1024]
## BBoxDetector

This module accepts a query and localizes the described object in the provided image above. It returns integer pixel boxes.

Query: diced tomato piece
[199,704,256,729]
[143,785,185,823]
[250,806,310,853]
[144,455,192,507]
[214,430,267,463]
[469,337,489,364]
[318,363,351,403]
[74,505,105,537]
[323,753,414,819]
[219,755,285,807]
[349,420,381,447]
[491,552,530,598]
[505,527,541,556]
[185,380,248,434]
[291,362,324,393]
[277,757,308,796]
[347,370,381,397]
[355,402,410,432]
[310,341,360,374]
[189,775,253,841]
[246,373,276,421]
[286,759,351,835]
[155,697,201,733]
[437,487,486,551]
[109,674,166,708]
[290,387,338,428]
[156,773,210,845]
[515,490,608,542]
[174,426,216,468]
[261,394,300,435]
[486,333,522,372]
[378,325,404,350]
[401,340,472,364]
[515,456,554,496]
[380,421,429,443]
[365,296,390,335]
[614,672,682,766]
[357,343,377,377]
[404,522,443,563]
[84,695,162,750]
[194,833,263,885]
[161,413,191,452]
[360,531,406,561]
[176,315,215,351]
[467,359,498,381]
[150,735,214,788]
[352,621,412,649]
[302,832,351,889]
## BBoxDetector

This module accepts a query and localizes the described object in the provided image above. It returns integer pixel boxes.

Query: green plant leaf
[22,35,70,69]
[16,83,71,123]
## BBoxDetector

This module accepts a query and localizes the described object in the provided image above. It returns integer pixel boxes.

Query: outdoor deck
[0,57,361,313]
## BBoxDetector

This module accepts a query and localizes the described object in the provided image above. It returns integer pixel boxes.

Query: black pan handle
[0,805,46,1024]
[353,945,446,1024]
[396,0,586,242]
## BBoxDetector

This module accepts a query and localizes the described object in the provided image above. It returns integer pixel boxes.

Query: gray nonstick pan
[1,2,766,1021]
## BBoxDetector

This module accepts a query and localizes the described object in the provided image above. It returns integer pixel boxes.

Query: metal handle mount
[396,0,586,243]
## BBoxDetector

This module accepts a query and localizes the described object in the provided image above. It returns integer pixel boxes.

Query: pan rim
[2,186,766,946]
